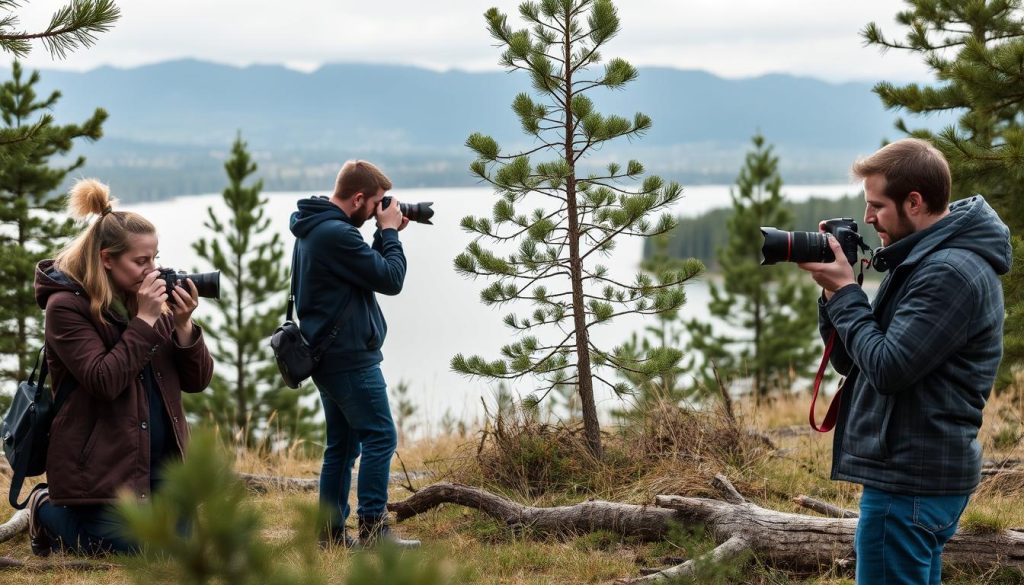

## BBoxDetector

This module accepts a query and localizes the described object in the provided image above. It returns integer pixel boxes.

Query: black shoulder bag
[271,240,357,389]
[1,347,72,509]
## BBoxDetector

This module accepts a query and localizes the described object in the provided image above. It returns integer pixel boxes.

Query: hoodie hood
[35,259,85,309]
[290,196,356,238]
[875,195,1012,275]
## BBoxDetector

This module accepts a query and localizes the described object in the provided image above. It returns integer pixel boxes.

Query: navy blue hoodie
[289,196,407,373]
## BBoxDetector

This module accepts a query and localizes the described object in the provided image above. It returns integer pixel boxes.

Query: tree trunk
[561,5,601,459]
[235,251,248,440]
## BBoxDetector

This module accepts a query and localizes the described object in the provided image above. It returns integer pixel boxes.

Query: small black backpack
[1,348,72,509]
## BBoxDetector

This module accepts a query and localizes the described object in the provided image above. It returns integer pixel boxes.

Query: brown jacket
[34,260,214,505]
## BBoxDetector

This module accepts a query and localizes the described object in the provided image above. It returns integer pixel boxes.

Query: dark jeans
[313,364,397,527]
[856,486,970,585]
[37,502,137,555]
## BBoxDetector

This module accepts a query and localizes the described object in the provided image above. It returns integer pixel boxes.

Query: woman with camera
[26,178,213,556]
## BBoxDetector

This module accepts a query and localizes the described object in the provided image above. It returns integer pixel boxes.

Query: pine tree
[0,2,119,157]
[0,61,105,398]
[188,134,319,445]
[611,235,695,421]
[686,134,821,404]
[863,1,1024,388]
[453,0,702,458]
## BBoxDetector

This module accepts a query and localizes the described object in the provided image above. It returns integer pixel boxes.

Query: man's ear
[905,191,924,216]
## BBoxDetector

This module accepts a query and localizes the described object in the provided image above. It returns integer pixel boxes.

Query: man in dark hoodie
[289,160,418,549]
[798,138,1012,585]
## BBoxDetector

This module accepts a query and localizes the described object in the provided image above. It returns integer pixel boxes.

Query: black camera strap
[287,239,358,361]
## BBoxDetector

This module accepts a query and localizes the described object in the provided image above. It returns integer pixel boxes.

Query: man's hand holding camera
[797,230,857,301]
[377,197,409,232]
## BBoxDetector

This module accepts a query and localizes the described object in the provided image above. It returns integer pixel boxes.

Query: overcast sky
[17,1,932,83]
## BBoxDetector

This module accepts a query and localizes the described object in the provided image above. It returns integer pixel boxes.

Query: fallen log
[0,556,116,571]
[239,470,432,494]
[388,482,676,541]
[239,473,319,493]
[0,509,27,544]
[792,495,858,519]
[388,475,1024,582]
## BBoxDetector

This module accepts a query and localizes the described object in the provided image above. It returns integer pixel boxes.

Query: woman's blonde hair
[54,179,156,323]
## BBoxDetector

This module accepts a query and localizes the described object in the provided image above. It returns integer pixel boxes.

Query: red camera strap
[809,262,868,433]
[810,331,842,432]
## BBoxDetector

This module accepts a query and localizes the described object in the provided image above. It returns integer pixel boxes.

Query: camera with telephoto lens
[157,268,221,303]
[381,196,434,225]
[760,218,865,266]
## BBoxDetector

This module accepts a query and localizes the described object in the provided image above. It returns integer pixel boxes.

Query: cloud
[15,0,932,82]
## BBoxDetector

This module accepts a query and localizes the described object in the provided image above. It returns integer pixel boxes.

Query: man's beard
[879,209,915,245]
[352,205,373,228]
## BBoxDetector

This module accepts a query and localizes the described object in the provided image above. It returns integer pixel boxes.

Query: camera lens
[188,271,221,300]
[162,269,221,302]
[760,228,834,264]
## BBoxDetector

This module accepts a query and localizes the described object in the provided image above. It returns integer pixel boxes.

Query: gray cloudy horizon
[17,1,932,83]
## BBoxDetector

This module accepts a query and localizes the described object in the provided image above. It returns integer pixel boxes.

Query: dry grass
[0,386,1021,584]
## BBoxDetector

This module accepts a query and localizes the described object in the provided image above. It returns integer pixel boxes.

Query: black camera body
[760,217,864,266]
[820,218,861,265]
[157,268,221,303]
[381,196,434,225]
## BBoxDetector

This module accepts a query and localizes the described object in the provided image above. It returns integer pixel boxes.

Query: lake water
[121,183,860,429]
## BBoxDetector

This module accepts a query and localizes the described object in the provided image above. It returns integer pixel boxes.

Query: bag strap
[25,346,43,386]
[9,348,53,510]
[287,240,298,322]
[288,238,359,362]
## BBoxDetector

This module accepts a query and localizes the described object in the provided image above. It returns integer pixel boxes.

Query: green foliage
[119,428,452,585]
[455,0,702,458]
[187,133,319,445]
[612,234,705,417]
[391,379,418,444]
[119,429,326,585]
[0,61,105,390]
[0,1,120,60]
[658,523,750,585]
[685,135,821,402]
[864,1,1024,389]
[0,2,118,157]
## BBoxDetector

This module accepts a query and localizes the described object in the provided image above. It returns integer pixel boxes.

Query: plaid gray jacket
[818,196,1011,495]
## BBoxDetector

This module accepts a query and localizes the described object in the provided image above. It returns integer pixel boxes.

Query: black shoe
[357,514,420,549]
[27,484,52,557]
[318,525,357,549]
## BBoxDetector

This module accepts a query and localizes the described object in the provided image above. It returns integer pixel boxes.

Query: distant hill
[21,59,953,200]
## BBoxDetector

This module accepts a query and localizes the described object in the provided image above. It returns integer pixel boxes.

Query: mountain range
[22,59,951,200]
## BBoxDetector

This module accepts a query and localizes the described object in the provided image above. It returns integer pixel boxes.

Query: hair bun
[67,178,117,220]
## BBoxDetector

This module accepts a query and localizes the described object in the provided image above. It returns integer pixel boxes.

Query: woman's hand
[170,278,200,342]
[137,270,167,326]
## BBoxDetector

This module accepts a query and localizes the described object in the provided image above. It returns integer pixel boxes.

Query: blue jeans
[313,364,397,527]
[856,487,970,585]
[37,503,137,555]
